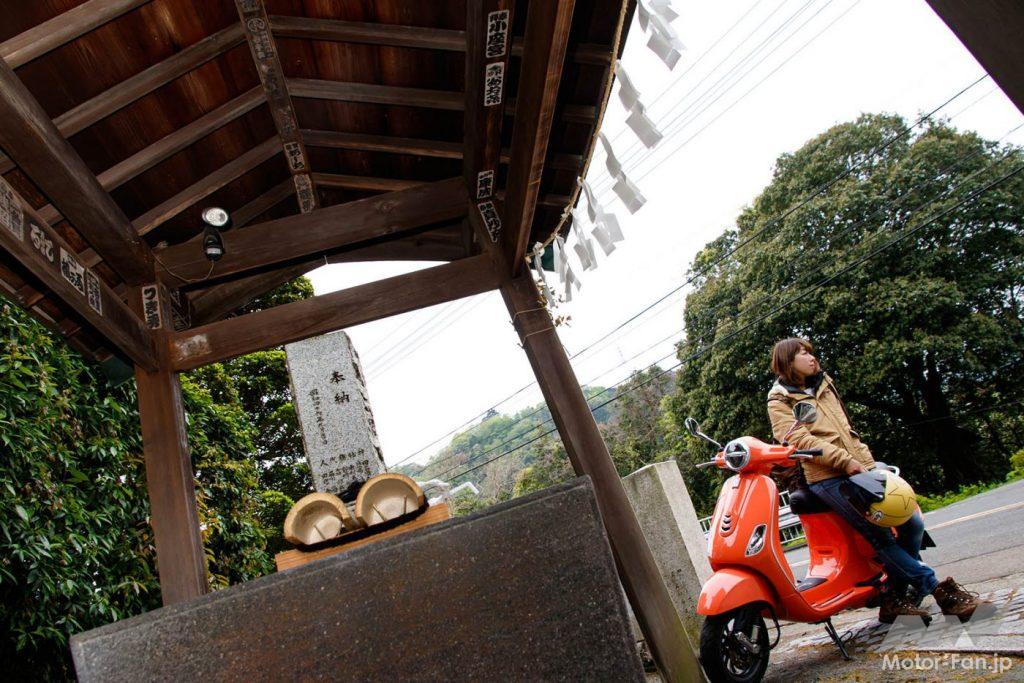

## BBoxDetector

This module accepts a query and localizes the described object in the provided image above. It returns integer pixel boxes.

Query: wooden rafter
[155,177,467,283]
[302,128,582,172]
[171,254,499,370]
[925,0,1024,115]
[0,59,154,285]
[187,229,469,325]
[502,0,576,274]
[311,173,421,192]
[0,0,152,69]
[266,14,612,66]
[0,176,155,368]
[0,23,246,174]
[289,78,596,123]
[131,136,280,239]
[38,87,266,226]
[463,0,514,260]
[235,0,319,213]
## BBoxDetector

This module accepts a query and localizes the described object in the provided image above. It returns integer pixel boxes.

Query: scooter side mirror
[684,416,722,450]
[793,402,817,424]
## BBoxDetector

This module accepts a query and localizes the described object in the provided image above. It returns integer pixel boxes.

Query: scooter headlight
[723,439,751,471]
[746,523,767,556]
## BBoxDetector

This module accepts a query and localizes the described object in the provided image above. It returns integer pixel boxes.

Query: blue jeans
[809,476,938,597]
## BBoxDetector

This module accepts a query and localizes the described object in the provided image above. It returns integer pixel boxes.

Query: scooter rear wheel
[699,604,770,683]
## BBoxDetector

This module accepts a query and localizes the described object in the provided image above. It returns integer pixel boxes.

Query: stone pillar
[622,461,712,643]
[285,330,385,498]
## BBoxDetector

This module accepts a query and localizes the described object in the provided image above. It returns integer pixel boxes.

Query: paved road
[783,478,1024,589]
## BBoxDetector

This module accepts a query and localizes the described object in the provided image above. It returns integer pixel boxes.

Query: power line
[391,74,989,471]
[440,160,1024,483]
[593,0,833,195]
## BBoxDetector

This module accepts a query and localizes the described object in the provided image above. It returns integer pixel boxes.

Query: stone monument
[285,330,385,499]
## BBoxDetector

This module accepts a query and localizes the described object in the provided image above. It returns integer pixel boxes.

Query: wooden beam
[267,14,612,66]
[501,274,703,682]
[0,0,152,69]
[289,78,463,111]
[155,177,467,283]
[301,128,582,171]
[236,0,319,213]
[269,15,465,52]
[171,254,499,370]
[0,176,156,369]
[132,136,280,237]
[132,282,207,605]
[464,0,514,207]
[0,22,247,175]
[187,231,467,325]
[0,58,155,285]
[232,177,295,227]
[925,0,1024,116]
[38,87,266,226]
[289,78,596,124]
[311,173,421,192]
[502,0,575,274]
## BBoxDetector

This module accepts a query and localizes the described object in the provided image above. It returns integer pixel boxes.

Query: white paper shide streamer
[614,60,641,110]
[530,242,556,308]
[626,102,663,148]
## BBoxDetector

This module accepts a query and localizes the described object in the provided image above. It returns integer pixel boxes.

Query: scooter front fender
[697,567,777,616]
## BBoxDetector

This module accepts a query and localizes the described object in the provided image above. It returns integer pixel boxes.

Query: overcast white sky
[306,0,1024,470]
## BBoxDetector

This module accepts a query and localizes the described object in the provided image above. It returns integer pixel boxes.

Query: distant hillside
[395,368,678,512]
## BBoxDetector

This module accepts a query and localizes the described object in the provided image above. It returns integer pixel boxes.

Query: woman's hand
[845,460,867,475]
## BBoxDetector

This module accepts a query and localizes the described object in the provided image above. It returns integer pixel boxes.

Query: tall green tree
[0,277,314,678]
[665,115,1024,511]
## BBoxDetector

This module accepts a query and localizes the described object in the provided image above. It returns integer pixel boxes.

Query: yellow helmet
[865,470,917,527]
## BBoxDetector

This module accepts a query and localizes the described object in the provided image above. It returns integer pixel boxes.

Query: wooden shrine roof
[0,0,634,365]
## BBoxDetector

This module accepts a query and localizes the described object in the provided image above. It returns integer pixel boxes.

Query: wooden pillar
[132,285,207,604]
[500,274,703,683]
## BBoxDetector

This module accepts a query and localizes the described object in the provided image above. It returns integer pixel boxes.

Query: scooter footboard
[697,567,777,616]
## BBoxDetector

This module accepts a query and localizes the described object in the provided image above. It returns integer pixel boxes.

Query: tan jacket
[767,373,875,483]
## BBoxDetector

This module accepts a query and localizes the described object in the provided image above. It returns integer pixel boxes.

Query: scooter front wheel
[699,604,770,683]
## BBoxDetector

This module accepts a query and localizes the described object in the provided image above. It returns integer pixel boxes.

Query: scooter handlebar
[695,460,719,469]
[791,448,823,459]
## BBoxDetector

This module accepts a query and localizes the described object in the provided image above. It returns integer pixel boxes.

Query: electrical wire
[389,74,992,471]
[436,160,1024,483]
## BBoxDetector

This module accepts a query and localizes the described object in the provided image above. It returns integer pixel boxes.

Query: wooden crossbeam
[38,88,266,226]
[155,177,467,283]
[311,173,421,192]
[236,0,319,213]
[232,177,295,227]
[0,58,155,285]
[301,128,582,172]
[926,1,1024,116]
[131,137,280,238]
[464,0,515,258]
[502,0,576,274]
[187,229,468,325]
[289,77,596,123]
[171,254,499,370]
[0,22,247,174]
[289,78,463,110]
[0,0,152,69]
[0,176,155,368]
[267,14,612,66]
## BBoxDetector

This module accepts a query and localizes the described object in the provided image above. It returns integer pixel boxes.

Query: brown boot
[932,577,990,622]
[878,589,932,624]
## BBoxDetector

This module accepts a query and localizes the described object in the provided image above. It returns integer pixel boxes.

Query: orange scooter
[687,403,890,682]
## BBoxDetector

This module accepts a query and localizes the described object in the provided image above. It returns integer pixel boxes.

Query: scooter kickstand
[823,619,852,661]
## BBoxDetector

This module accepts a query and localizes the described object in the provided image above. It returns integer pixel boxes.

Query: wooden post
[132,284,207,605]
[500,274,703,683]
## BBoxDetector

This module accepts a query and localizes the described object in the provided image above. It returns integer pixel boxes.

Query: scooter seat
[788,487,832,515]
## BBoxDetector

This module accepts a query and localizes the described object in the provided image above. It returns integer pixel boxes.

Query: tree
[665,114,1024,508]
[0,276,314,678]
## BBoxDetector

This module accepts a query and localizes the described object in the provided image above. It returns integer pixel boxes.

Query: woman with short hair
[766,337,984,622]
